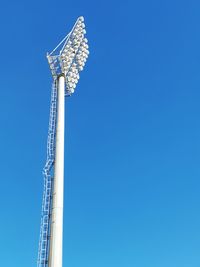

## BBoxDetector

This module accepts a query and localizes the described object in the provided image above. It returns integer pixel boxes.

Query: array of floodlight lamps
[47,16,89,95]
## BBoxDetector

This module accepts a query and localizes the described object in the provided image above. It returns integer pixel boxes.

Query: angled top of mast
[47,16,89,96]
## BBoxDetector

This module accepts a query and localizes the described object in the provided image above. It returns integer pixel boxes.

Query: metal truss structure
[37,16,89,267]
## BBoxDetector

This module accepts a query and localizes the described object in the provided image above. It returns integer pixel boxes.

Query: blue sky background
[0,0,200,266]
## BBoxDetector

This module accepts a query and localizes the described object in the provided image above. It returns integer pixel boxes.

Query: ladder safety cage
[37,81,57,267]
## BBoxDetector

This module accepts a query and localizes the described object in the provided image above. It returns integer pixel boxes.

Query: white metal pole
[49,75,65,267]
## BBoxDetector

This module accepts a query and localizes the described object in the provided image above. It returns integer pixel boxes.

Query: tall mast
[48,75,65,267]
[37,16,89,267]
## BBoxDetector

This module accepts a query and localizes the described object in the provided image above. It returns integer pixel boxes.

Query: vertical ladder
[37,80,58,267]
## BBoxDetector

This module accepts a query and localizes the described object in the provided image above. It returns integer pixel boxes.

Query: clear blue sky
[0,0,200,266]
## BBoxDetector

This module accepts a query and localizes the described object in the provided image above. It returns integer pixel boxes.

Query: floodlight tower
[37,16,89,267]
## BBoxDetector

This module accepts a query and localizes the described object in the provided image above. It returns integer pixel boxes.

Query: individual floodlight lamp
[37,16,89,267]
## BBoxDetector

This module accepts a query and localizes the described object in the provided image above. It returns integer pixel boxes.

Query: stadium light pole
[37,16,89,267]
[48,74,65,267]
